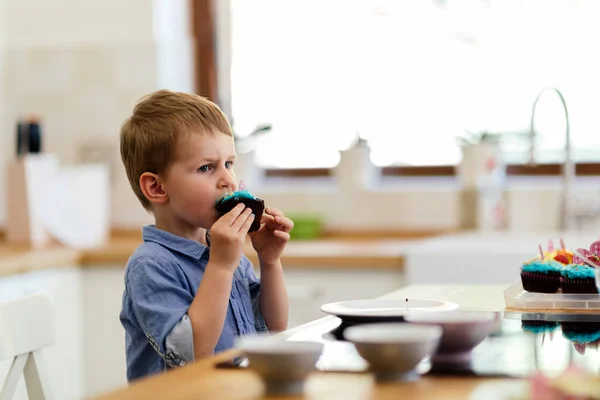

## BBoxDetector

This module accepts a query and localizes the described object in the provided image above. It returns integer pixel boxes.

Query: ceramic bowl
[404,311,497,364]
[344,323,442,381]
[235,335,324,395]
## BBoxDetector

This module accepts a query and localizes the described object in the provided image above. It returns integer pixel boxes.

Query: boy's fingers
[222,203,246,225]
[231,207,252,230]
[240,212,255,233]
[265,207,284,218]
[273,230,290,242]
[262,215,285,232]
[274,216,294,232]
[260,214,275,225]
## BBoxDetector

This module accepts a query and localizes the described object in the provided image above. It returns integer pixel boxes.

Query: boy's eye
[225,161,233,169]
[198,165,211,172]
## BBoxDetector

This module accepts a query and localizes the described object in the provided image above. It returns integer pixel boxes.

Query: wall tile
[4,47,74,95]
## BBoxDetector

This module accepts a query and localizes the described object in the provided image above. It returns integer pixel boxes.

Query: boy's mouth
[216,192,233,205]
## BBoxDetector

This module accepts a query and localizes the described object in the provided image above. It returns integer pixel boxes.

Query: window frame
[262,163,600,178]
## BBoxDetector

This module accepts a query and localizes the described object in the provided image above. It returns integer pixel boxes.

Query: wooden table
[93,284,531,400]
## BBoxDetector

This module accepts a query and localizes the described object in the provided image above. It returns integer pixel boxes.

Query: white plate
[321,298,460,318]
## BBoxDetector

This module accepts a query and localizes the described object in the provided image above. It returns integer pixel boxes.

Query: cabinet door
[81,268,127,398]
[0,268,83,400]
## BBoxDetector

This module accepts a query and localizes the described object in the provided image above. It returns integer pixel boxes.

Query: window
[229,0,600,169]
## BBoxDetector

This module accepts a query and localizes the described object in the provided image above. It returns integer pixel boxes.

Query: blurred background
[2,0,600,235]
[2,0,600,399]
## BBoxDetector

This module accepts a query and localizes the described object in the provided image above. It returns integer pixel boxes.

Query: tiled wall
[0,0,194,229]
[0,44,164,227]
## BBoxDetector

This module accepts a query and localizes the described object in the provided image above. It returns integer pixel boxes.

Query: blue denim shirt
[120,225,268,382]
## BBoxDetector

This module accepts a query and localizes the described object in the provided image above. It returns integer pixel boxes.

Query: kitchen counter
[0,243,80,277]
[93,284,527,400]
[80,237,414,269]
[405,230,600,285]
[0,235,420,277]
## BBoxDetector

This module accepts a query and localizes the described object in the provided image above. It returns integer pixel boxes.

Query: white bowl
[344,323,442,381]
[235,335,324,395]
[404,311,497,364]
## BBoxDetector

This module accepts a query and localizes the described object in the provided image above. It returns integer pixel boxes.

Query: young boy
[118,90,291,382]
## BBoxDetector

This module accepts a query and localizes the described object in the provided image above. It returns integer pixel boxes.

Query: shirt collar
[142,225,208,260]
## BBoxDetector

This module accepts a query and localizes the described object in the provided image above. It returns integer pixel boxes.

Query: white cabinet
[81,268,127,398]
[0,267,127,399]
[0,268,83,400]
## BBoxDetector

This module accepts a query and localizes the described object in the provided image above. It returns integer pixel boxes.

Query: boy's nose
[219,172,237,191]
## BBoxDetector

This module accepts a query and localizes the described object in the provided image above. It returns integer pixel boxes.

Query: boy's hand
[209,203,255,271]
[250,207,293,266]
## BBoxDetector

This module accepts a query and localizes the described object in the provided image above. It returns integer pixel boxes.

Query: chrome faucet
[529,87,574,230]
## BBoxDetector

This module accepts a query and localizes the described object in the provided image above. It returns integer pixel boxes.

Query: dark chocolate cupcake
[215,189,265,232]
[560,263,598,294]
[521,320,559,335]
[560,321,600,334]
[520,259,562,293]
[561,322,600,355]
[522,320,559,347]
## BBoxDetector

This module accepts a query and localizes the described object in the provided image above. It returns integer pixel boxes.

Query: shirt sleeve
[125,255,194,367]
[165,314,194,364]
[241,256,268,333]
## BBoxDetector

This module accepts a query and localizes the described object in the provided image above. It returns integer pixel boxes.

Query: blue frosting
[217,189,257,204]
[522,322,558,335]
[561,264,596,280]
[562,330,600,344]
[522,259,563,274]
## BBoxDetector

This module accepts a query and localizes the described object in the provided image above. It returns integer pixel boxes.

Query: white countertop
[405,230,600,255]
[403,230,600,285]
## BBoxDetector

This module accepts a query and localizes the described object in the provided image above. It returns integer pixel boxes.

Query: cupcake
[548,248,573,265]
[215,189,265,233]
[544,238,574,265]
[561,322,600,355]
[561,244,600,294]
[560,263,598,294]
[522,320,558,346]
[520,240,572,293]
[521,259,563,293]
[521,320,559,335]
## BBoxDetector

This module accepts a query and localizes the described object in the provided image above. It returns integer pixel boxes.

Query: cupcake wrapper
[521,271,561,293]
[215,196,265,233]
[522,320,557,327]
[560,321,600,333]
[521,320,558,335]
[560,277,599,294]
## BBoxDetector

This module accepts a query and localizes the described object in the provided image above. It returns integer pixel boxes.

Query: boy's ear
[139,172,168,205]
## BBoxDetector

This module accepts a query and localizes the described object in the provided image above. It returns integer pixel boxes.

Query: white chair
[0,293,54,400]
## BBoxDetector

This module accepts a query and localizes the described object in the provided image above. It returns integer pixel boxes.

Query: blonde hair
[120,89,232,210]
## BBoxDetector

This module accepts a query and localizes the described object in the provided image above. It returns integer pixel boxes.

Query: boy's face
[161,131,238,229]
